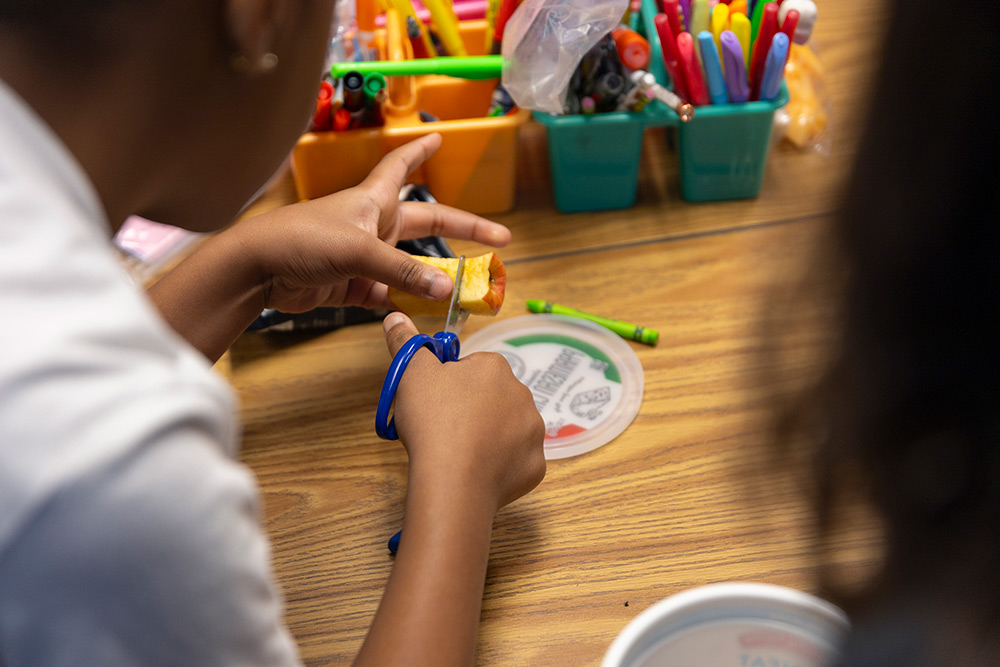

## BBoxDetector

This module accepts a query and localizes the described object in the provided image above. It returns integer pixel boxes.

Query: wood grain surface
[220,2,888,664]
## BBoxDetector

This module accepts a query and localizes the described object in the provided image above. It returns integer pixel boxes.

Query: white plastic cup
[602,582,850,667]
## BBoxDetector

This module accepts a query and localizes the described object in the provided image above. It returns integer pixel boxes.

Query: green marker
[750,0,774,45]
[526,300,659,346]
[330,55,503,81]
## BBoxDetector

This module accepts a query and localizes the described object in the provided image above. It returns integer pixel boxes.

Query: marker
[749,1,778,100]
[720,31,749,102]
[311,80,334,131]
[333,107,352,131]
[711,3,730,51]
[342,70,365,111]
[758,31,788,101]
[331,56,502,80]
[779,8,800,44]
[654,14,691,101]
[690,0,710,40]
[613,27,651,71]
[676,32,710,105]
[491,0,518,53]
[731,12,751,69]
[697,31,728,104]
[407,15,432,59]
[526,300,659,346]
[750,0,773,45]
[679,0,692,30]
[729,0,747,14]
[664,0,683,37]
[582,96,596,115]
[363,72,386,109]
[777,0,816,44]
[422,0,468,56]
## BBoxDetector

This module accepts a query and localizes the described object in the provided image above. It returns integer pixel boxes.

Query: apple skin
[388,252,506,316]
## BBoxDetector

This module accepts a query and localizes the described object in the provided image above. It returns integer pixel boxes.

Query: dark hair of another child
[779,0,1000,663]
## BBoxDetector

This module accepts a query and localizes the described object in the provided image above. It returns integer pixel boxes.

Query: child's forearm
[354,473,497,667]
[146,231,267,363]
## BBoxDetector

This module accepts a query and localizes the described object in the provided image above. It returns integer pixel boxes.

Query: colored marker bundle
[563,30,658,116]
[311,71,388,132]
[655,0,811,106]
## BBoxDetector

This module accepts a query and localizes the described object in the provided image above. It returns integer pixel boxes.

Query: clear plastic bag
[500,0,629,114]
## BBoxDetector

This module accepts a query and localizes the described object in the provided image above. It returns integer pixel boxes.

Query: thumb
[383,311,420,357]
[354,237,452,302]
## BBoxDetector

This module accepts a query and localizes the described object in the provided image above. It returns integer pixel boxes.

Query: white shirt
[0,79,300,665]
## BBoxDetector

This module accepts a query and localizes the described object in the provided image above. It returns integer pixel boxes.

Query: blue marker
[720,31,749,103]
[697,31,728,105]
[758,31,789,101]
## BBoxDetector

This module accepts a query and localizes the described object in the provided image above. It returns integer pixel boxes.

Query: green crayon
[526,300,659,346]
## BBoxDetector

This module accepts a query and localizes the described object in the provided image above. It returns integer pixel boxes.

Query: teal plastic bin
[535,0,789,211]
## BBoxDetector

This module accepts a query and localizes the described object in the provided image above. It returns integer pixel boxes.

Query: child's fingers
[359,134,442,201]
[396,201,511,247]
[383,311,419,356]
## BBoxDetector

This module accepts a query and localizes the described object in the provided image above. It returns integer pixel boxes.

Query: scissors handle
[375,331,460,440]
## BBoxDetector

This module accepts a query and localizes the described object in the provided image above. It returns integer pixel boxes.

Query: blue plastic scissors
[376,256,467,554]
[376,255,468,441]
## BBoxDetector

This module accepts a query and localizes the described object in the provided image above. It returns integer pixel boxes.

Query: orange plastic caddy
[290,20,529,215]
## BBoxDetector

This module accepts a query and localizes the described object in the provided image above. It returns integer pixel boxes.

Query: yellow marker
[711,3,730,55]
[731,12,751,70]
[484,0,501,51]
[691,0,710,39]
[387,0,436,57]
[422,0,468,56]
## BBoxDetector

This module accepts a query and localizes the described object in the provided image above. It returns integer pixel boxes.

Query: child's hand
[382,311,546,512]
[235,133,510,315]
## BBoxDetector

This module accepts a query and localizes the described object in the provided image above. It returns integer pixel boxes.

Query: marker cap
[612,27,652,70]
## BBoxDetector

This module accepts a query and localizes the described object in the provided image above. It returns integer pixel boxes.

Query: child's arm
[147,135,510,363]
[353,313,546,666]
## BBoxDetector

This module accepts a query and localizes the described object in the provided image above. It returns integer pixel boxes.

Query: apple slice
[388,252,506,316]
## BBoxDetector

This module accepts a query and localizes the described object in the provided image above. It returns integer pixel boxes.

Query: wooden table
[221,3,888,663]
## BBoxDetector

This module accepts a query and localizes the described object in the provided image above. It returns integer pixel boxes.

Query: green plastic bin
[534,0,789,211]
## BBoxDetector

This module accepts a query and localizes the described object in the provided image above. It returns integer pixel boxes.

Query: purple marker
[720,30,749,103]
[679,0,692,31]
[759,31,789,101]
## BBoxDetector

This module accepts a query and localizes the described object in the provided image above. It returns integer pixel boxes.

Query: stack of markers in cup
[564,26,694,121]
[655,0,816,106]
[311,71,389,132]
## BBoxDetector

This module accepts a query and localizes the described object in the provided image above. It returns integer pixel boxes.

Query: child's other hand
[236,133,510,315]
[382,312,546,512]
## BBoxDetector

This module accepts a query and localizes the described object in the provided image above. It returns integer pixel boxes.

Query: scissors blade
[443,255,467,335]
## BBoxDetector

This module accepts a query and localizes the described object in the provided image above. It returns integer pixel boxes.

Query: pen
[331,55,503,80]
[363,72,386,109]
[758,31,788,101]
[654,13,691,102]
[720,30,749,102]
[676,32,711,105]
[526,300,659,345]
[407,15,432,59]
[697,31,728,104]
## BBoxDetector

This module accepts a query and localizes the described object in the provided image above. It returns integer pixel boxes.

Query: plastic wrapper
[773,43,831,155]
[501,0,629,114]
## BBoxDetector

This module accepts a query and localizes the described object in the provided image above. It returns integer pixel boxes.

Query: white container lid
[460,314,645,460]
[602,582,851,667]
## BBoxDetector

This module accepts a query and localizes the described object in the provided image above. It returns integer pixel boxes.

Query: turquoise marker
[526,300,659,346]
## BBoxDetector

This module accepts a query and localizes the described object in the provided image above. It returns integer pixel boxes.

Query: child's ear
[224,0,286,74]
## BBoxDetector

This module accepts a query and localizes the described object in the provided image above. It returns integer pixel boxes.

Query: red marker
[676,32,710,105]
[654,13,691,102]
[779,8,799,43]
[311,81,334,131]
[332,107,352,132]
[492,0,519,53]
[663,0,683,37]
[749,2,778,100]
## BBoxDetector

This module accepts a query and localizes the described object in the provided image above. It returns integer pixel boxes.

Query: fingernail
[426,270,452,300]
[383,311,406,332]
